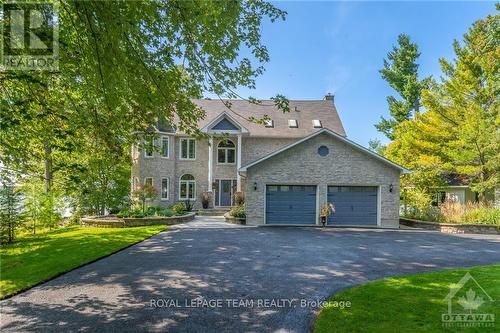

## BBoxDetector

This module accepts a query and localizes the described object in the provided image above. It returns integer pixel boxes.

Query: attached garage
[241,129,408,228]
[327,186,378,226]
[266,185,317,225]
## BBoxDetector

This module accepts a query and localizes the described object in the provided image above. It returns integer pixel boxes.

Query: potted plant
[320,202,335,226]
[201,192,211,209]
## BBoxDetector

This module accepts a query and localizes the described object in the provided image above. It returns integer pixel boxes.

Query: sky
[231,1,496,147]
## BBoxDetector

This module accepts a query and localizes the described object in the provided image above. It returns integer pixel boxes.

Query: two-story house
[131,95,409,228]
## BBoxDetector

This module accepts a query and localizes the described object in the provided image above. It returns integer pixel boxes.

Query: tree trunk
[414,99,420,120]
[44,143,52,193]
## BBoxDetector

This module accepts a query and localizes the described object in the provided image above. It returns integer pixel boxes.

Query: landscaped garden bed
[401,201,499,234]
[400,217,500,235]
[81,203,196,228]
[81,213,195,228]
[224,204,246,225]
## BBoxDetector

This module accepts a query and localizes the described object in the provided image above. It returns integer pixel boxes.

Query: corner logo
[442,272,495,328]
[1,1,59,71]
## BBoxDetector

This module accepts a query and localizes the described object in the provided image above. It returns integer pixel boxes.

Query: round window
[318,145,329,156]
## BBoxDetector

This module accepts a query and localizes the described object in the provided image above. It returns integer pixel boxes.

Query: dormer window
[312,119,322,128]
[288,119,298,128]
[265,119,274,128]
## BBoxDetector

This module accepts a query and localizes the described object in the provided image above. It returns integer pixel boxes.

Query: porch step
[196,208,232,216]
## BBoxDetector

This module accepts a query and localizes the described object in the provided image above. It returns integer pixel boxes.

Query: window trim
[160,136,170,159]
[217,140,236,165]
[161,178,169,200]
[179,138,196,160]
[179,174,196,200]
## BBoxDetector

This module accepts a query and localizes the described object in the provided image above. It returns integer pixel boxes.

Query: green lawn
[314,265,500,333]
[0,225,166,299]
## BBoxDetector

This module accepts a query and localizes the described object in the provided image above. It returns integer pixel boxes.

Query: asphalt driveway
[1,216,500,333]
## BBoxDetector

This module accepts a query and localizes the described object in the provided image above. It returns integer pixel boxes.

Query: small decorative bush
[183,200,194,212]
[234,192,245,206]
[230,205,246,219]
[169,203,187,215]
[117,206,176,218]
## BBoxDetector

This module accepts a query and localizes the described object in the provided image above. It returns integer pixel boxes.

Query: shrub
[156,208,175,217]
[233,192,245,205]
[402,199,500,225]
[169,203,186,215]
[183,200,194,212]
[230,205,245,218]
[461,205,500,225]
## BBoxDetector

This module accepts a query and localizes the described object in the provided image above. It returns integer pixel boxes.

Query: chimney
[324,93,334,103]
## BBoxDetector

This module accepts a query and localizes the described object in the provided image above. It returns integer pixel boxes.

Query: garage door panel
[266,185,316,225]
[327,186,378,226]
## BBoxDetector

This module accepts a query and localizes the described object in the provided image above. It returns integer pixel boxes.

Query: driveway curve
[1,216,500,332]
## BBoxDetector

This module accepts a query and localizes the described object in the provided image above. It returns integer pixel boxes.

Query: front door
[218,180,233,206]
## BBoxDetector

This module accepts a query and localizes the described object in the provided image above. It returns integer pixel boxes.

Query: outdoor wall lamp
[254,182,258,191]
[389,184,393,192]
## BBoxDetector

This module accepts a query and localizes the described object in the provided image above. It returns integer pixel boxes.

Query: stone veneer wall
[131,135,298,210]
[81,213,195,228]
[245,132,401,227]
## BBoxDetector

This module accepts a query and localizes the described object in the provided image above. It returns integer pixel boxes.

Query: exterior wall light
[254,182,257,191]
[389,184,393,192]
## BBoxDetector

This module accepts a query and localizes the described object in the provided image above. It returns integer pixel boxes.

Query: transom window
[161,136,169,158]
[180,138,196,160]
[217,140,236,164]
[179,174,196,200]
[161,178,169,200]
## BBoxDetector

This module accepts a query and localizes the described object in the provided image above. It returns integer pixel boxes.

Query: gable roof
[200,112,249,134]
[239,128,410,173]
[191,99,346,138]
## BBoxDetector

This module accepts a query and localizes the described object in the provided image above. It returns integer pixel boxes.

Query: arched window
[179,174,196,200]
[217,140,236,164]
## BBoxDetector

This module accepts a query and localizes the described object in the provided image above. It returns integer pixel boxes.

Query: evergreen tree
[376,34,429,139]
[386,8,499,202]
[0,173,25,243]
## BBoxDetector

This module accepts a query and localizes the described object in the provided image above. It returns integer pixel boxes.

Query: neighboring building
[432,174,494,205]
[131,95,409,227]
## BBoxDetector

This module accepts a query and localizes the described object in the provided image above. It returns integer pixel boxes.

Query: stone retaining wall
[81,213,195,228]
[224,213,246,225]
[400,218,500,235]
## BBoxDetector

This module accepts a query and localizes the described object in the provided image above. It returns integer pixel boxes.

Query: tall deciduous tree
[1,1,287,216]
[376,34,429,140]
[386,9,499,202]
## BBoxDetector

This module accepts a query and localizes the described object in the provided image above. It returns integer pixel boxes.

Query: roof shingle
[190,99,346,138]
